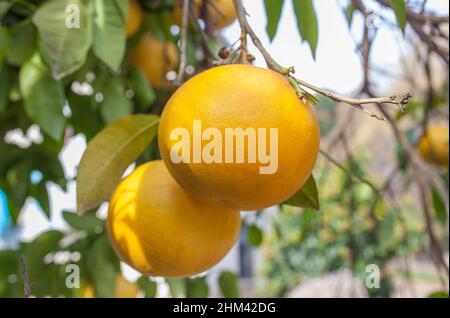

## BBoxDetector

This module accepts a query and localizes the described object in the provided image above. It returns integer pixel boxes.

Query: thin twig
[176,0,190,86]
[231,0,410,120]
[296,78,412,119]
[320,149,382,198]
[20,256,31,298]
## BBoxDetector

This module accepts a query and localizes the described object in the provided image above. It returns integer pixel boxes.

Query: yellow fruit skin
[418,125,449,167]
[108,160,241,278]
[81,276,139,298]
[130,34,179,89]
[158,65,320,211]
[126,0,143,38]
[173,0,236,29]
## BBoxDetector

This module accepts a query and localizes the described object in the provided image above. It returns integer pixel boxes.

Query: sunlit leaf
[166,278,186,297]
[32,0,93,79]
[92,0,127,71]
[76,114,159,215]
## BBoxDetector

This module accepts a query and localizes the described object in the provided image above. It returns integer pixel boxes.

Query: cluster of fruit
[106,1,321,278]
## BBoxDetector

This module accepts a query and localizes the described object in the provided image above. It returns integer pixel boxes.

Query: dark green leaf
[292,0,319,58]
[5,24,37,66]
[98,76,133,124]
[283,175,320,210]
[130,67,156,111]
[32,0,93,79]
[389,0,407,32]
[432,187,447,225]
[0,28,11,70]
[86,234,120,298]
[92,0,127,70]
[264,0,284,42]
[63,210,104,233]
[68,93,104,141]
[138,277,157,298]
[19,54,66,141]
[0,68,9,114]
[77,114,159,215]
[247,224,263,247]
[186,277,208,298]
[218,271,240,298]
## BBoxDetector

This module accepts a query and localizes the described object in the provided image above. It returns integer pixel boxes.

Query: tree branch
[231,0,410,120]
[176,0,191,85]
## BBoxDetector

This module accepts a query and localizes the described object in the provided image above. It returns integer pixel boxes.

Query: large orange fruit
[130,34,178,89]
[417,125,449,167]
[108,160,241,277]
[158,64,320,211]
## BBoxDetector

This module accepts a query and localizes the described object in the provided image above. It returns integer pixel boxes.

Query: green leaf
[247,224,263,247]
[0,28,11,70]
[76,114,159,215]
[283,175,320,210]
[292,0,319,59]
[92,0,127,71]
[432,187,447,225]
[97,76,133,124]
[345,3,356,26]
[166,278,186,297]
[0,2,12,20]
[32,0,93,79]
[374,198,387,220]
[63,210,104,233]
[218,271,240,298]
[138,277,157,298]
[130,67,156,111]
[389,0,407,32]
[86,234,120,298]
[19,54,66,141]
[428,291,449,298]
[264,0,284,42]
[29,182,51,218]
[0,68,9,114]
[68,93,103,141]
[5,24,37,66]
[186,277,208,298]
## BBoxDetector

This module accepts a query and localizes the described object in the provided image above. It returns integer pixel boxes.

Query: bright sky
[4,0,449,250]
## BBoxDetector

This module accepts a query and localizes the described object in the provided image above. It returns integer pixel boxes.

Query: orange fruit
[158,64,320,211]
[108,160,241,277]
[126,0,143,38]
[130,34,179,89]
[173,0,236,30]
[82,276,140,298]
[417,125,449,167]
